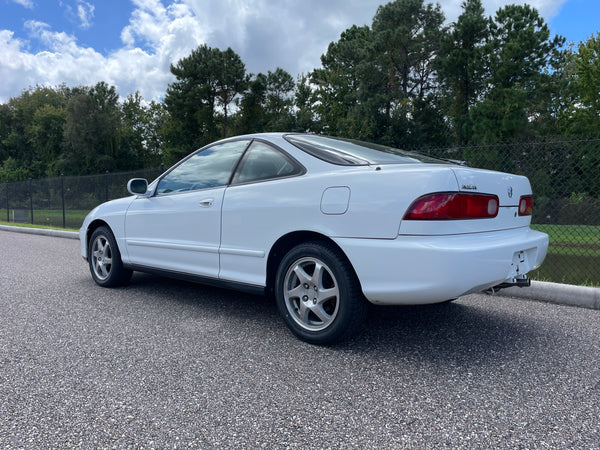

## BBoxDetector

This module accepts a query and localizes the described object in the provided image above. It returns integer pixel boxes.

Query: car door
[124,139,249,278]
[220,140,305,285]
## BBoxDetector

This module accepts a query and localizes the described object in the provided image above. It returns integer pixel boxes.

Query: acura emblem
[507,187,513,198]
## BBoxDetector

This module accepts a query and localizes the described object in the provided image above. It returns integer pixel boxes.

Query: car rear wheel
[275,242,367,345]
[88,226,132,287]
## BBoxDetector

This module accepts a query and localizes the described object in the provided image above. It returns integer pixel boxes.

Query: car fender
[79,196,135,262]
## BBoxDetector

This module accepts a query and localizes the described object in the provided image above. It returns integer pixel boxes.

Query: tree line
[1,0,599,182]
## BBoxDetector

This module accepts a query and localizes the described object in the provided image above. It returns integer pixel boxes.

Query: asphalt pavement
[1,230,599,448]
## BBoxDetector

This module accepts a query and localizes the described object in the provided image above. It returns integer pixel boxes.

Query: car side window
[234,141,302,184]
[156,140,249,195]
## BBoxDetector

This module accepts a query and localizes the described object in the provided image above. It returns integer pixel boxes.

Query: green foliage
[0,1,599,181]
[162,44,247,165]
[120,93,165,169]
[562,34,600,135]
[0,83,166,177]
[310,0,451,148]
[0,156,29,182]
[62,82,121,174]
[235,73,268,134]
[470,4,565,143]
[294,74,320,133]
[311,25,372,136]
[437,0,489,144]
[30,104,67,175]
[264,68,295,131]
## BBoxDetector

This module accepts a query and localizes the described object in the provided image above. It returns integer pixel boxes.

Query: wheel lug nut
[303,283,309,289]
[313,298,317,304]
[302,295,309,301]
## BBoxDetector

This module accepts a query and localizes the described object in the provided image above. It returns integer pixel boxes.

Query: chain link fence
[0,167,163,229]
[417,137,600,287]
[1,138,599,286]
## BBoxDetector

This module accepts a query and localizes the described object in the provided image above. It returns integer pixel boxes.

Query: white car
[80,133,548,344]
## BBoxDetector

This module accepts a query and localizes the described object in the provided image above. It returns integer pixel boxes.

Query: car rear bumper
[335,227,549,305]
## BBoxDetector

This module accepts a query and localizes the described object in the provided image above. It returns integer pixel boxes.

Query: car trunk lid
[398,166,533,235]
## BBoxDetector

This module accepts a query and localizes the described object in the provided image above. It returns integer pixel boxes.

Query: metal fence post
[61,174,66,229]
[29,178,33,225]
[5,183,8,222]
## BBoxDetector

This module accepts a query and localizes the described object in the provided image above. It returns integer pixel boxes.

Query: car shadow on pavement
[119,273,549,365]
[345,299,550,366]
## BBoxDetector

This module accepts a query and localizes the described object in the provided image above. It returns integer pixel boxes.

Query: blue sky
[550,0,600,44]
[0,1,131,53]
[0,0,598,103]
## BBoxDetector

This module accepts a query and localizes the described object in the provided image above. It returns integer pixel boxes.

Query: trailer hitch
[486,274,531,295]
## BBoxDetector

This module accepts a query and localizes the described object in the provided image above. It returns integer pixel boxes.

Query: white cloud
[10,0,34,9]
[479,0,566,20]
[0,0,572,104]
[0,1,207,103]
[77,0,95,29]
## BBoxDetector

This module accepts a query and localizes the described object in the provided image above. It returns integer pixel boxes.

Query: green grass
[531,224,600,257]
[0,208,89,230]
[529,224,600,286]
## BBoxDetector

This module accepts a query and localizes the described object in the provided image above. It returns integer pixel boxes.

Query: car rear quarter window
[156,140,249,195]
[233,141,303,184]
[285,134,447,166]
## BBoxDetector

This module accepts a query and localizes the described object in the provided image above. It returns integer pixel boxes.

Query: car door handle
[199,198,214,207]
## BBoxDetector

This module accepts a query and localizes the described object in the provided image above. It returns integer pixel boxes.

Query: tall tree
[215,47,247,137]
[0,104,10,164]
[294,74,320,133]
[30,104,67,176]
[565,33,600,134]
[470,4,564,142]
[438,0,489,144]
[62,82,120,174]
[265,68,295,131]
[0,86,68,178]
[311,25,372,136]
[371,0,445,101]
[163,45,246,163]
[120,92,164,169]
[369,0,447,146]
[236,73,268,134]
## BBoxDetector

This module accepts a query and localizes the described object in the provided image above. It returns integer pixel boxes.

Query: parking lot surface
[1,230,599,448]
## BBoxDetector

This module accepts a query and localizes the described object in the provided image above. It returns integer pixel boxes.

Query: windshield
[285,134,449,166]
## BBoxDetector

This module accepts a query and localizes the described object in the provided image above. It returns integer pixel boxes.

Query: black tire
[274,241,367,345]
[88,226,132,287]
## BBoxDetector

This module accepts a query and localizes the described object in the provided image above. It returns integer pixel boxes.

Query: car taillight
[403,192,499,220]
[518,195,533,216]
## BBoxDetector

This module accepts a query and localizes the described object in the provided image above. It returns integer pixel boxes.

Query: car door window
[157,140,249,195]
[234,141,302,184]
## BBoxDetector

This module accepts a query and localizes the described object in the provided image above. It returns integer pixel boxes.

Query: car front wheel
[275,242,367,345]
[88,226,132,287]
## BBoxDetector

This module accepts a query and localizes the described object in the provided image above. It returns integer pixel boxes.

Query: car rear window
[285,134,448,166]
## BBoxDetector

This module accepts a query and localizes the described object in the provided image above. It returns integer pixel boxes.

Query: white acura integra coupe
[80,133,548,344]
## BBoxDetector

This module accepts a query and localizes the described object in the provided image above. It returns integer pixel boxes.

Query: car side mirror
[127,178,148,195]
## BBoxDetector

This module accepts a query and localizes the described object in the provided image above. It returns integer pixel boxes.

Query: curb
[0,224,79,240]
[1,224,599,311]
[499,281,600,311]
